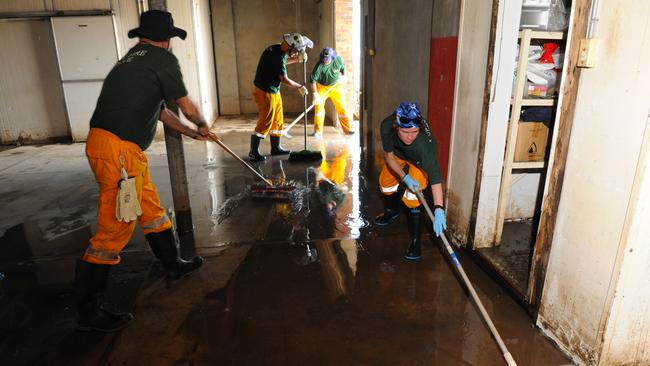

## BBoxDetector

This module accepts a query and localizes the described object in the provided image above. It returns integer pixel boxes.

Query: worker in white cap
[249,32,314,162]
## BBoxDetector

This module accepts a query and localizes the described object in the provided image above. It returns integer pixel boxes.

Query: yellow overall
[313,83,352,134]
[83,128,172,265]
[379,155,428,208]
[253,87,284,137]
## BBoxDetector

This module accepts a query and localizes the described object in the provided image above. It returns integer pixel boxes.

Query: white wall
[0,19,69,143]
[0,0,112,12]
[471,0,524,248]
[599,118,650,366]
[168,0,201,116]
[446,0,492,244]
[538,2,650,365]
[112,0,141,57]
[0,0,141,144]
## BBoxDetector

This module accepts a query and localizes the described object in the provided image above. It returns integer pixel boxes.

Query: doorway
[467,0,577,308]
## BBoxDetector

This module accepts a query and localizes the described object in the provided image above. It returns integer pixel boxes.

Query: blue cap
[394,102,422,128]
[320,47,337,63]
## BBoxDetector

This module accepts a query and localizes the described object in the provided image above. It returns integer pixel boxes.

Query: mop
[288,59,323,163]
[414,189,517,366]
[207,133,295,200]
[281,82,338,138]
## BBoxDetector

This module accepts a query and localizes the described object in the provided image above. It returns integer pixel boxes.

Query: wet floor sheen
[0,117,572,365]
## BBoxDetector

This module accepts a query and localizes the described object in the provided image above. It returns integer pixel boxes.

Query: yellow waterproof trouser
[313,83,352,133]
[379,155,428,208]
[253,87,284,137]
[83,128,172,265]
[319,148,350,185]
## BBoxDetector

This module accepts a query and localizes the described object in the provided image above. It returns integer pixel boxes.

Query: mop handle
[415,190,517,366]
[281,82,338,136]
[208,133,273,186]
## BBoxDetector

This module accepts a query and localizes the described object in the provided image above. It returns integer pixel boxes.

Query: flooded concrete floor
[0,117,572,365]
[477,221,536,297]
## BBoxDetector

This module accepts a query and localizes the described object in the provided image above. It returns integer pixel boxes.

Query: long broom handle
[414,190,517,366]
[282,83,338,136]
[280,81,338,136]
[207,133,273,186]
[303,60,308,150]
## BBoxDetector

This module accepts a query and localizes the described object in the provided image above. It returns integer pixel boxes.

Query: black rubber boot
[270,136,290,155]
[248,135,266,162]
[375,192,401,227]
[75,259,134,332]
[404,207,422,261]
[145,229,204,281]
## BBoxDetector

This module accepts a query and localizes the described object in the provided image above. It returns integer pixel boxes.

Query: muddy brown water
[0,123,572,365]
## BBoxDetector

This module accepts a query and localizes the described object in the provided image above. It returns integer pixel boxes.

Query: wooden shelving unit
[494,29,565,244]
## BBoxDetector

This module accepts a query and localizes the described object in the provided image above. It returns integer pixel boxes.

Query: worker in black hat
[75,10,211,332]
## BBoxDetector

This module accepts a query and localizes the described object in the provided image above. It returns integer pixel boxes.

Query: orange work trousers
[253,87,284,137]
[83,128,172,265]
[313,83,352,133]
[379,155,428,208]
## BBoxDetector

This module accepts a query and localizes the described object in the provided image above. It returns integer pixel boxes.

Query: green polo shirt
[253,44,288,94]
[90,43,188,150]
[310,55,345,86]
[380,115,442,185]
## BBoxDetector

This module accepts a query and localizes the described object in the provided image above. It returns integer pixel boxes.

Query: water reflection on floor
[0,118,571,365]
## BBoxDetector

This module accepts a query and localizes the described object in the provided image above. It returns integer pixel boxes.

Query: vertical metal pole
[148,0,196,255]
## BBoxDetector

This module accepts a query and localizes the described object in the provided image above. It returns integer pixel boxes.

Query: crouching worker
[375,102,447,261]
[75,10,211,332]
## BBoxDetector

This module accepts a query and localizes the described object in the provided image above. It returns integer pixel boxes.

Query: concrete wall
[0,19,69,143]
[0,0,217,143]
[599,119,650,365]
[318,0,337,124]
[211,0,240,114]
[112,0,141,57]
[428,0,460,182]
[445,0,493,244]
[0,0,112,12]
[367,0,433,166]
[168,1,202,119]
[229,0,321,114]
[0,0,135,144]
[431,0,459,38]
[537,2,650,365]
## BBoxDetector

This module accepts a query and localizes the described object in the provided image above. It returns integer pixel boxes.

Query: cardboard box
[514,121,549,162]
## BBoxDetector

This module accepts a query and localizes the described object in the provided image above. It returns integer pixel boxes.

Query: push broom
[288,58,322,163]
[207,133,294,200]
[414,189,517,366]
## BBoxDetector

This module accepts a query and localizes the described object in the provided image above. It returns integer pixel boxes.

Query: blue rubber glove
[433,208,447,237]
[401,174,421,192]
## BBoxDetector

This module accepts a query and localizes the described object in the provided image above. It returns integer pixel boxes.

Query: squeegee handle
[414,190,517,366]
[208,134,273,186]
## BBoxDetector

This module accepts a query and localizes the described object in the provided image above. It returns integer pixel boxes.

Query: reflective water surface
[0,118,571,365]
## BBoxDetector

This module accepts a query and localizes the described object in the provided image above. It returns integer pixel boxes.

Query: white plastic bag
[527,61,556,86]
